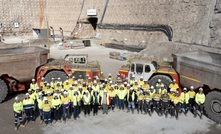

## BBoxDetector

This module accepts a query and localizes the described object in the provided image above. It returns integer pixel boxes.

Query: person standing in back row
[59,27,64,42]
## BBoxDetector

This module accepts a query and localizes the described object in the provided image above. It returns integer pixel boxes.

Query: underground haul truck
[119,51,221,123]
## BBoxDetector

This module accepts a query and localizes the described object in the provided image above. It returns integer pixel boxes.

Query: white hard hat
[15,96,19,100]
[199,88,203,91]
[88,85,91,88]
[158,79,161,82]
[58,77,61,80]
[140,76,143,79]
[47,83,50,86]
[74,81,78,85]
[38,92,42,96]
[28,89,32,92]
[161,85,164,88]
[104,90,107,93]
[72,76,75,79]
[138,85,141,88]
[68,74,72,76]
[115,84,118,87]
[66,80,68,82]
[54,93,58,96]
[32,79,35,82]
[88,77,91,79]
[47,91,50,94]
[78,79,80,82]
[79,86,82,89]
[25,93,29,96]
[36,87,40,89]
[110,81,112,84]
[108,73,112,76]
[70,85,73,88]
[43,97,48,101]
[85,90,89,93]
[190,86,194,89]
[127,84,130,87]
[52,78,54,80]
[150,86,154,89]
[121,84,124,87]
[140,90,143,94]
[111,85,114,88]
[101,72,103,74]
[124,82,127,84]
[164,89,168,93]
[130,87,133,90]
[105,79,107,81]
[135,80,138,83]
[64,91,68,95]
[183,87,187,91]
[57,81,60,84]
[173,79,176,82]
[144,79,147,81]
[94,81,97,84]
[55,88,59,91]
[74,89,78,92]
[61,89,64,92]
[100,85,103,88]
[41,77,45,80]
[132,75,135,78]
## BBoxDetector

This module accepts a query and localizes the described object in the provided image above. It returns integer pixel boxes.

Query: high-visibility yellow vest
[180,92,190,104]
[70,95,79,106]
[172,96,181,104]
[30,83,38,91]
[142,84,150,90]
[138,80,144,86]
[92,85,100,92]
[109,90,116,97]
[188,91,196,99]
[127,92,135,101]
[100,94,110,105]
[153,93,161,101]
[195,93,205,104]
[83,94,91,105]
[138,94,144,101]
[50,82,56,89]
[68,90,75,97]
[42,102,51,112]
[118,90,126,100]
[52,98,61,108]
[144,95,152,102]
[37,98,43,109]
[13,101,23,113]
[169,83,179,90]
[61,97,70,105]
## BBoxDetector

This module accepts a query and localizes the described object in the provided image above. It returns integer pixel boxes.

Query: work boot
[20,124,25,128]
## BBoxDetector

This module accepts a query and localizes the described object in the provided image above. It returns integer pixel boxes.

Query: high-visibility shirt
[158,88,166,94]
[52,98,61,108]
[180,92,190,104]
[23,98,34,110]
[161,94,170,102]
[50,82,56,89]
[68,90,75,98]
[195,93,205,104]
[142,84,150,90]
[138,80,144,86]
[129,80,135,85]
[144,95,152,102]
[156,83,164,88]
[40,82,45,88]
[46,96,53,103]
[37,98,43,109]
[168,92,175,98]
[169,83,179,90]
[29,93,37,101]
[61,97,70,105]
[42,103,51,112]
[30,83,38,91]
[70,95,80,106]
[78,91,84,99]
[92,85,100,92]
[13,102,23,113]
[138,94,144,101]
[150,91,155,97]
[83,94,91,105]
[44,88,53,94]
[153,93,161,101]
[188,91,196,99]
[99,90,104,97]
[109,90,116,97]
[68,78,75,85]
[133,84,139,91]
[118,90,126,100]
[172,96,181,105]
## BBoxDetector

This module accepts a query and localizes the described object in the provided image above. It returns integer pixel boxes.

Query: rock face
[0,0,220,49]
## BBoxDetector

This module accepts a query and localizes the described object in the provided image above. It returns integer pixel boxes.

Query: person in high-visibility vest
[194,88,205,119]
[153,90,162,116]
[52,93,61,123]
[30,79,38,92]
[169,79,179,92]
[118,85,126,111]
[143,90,152,116]
[61,91,72,123]
[180,87,190,115]
[71,90,81,119]
[13,96,25,130]
[126,87,135,114]
[188,86,196,112]
[83,90,91,117]
[138,76,144,86]
[161,90,170,117]
[37,92,43,124]
[142,80,150,90]
[92,90,100,116]
[137,91,144,114]
[108,85,116,111]
[100,90,110,115]
[171,91,181,120]
[23,93,35,125]
[42,97,52,126]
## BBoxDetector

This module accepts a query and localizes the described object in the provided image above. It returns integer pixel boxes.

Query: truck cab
[128,60,155,80]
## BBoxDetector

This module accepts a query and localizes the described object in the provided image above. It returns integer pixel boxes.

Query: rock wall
[1,0,220,49]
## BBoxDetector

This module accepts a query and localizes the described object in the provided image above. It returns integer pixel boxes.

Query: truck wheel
[204,91,221,123]
[149,75,172,90]
[0,78,8,103]
[44,71,67,83]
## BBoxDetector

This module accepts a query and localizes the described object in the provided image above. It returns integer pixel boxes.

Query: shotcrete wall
[0,0,220,49]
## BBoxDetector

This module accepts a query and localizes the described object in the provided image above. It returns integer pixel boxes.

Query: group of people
[13,73,206,130]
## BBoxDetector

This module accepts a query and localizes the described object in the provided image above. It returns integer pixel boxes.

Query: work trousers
[181,102,189,113]
[73,105,79,119]
[119,99,125,110]
[189,98,195,110]
[171,103,181,118]
[143,100,152,113]
[84,105,90,115]
[128,102,135,113]
[110,97,115,110]
[24,108,34,121]
[14,112,23,127]
[102,104,108,114]
[62,107,70,121]
[195,103,204,114]
[43,111,51,124]
[53,108,60,121]
[93,103,99,115]
[137,100,143,113]
[115,96,119,107]
[39,109,43,120]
